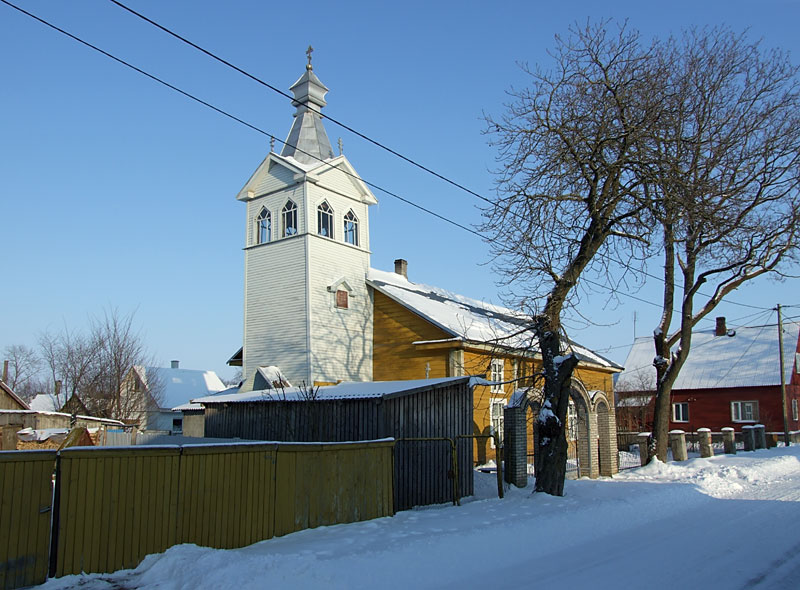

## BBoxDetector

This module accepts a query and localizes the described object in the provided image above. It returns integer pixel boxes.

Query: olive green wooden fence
[0,440,394,589]
[0,451,56,590]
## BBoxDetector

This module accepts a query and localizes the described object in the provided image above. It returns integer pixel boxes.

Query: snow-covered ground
[36,446,800,589]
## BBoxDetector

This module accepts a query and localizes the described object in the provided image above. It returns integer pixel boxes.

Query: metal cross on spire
[306,45,314,70]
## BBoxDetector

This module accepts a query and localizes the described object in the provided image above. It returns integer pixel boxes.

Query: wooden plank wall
[55,447,181,577]
[205,399,383,442]
[0,451,56,590]
[0,440,393,584]
[274,442,394,537]
[177,443,279,549]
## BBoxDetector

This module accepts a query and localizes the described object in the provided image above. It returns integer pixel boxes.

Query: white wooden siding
[307,235,373,383]
[243,237,310,382]
[253,159,297,196]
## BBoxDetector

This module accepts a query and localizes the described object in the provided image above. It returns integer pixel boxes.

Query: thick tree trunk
[534,315,579,496]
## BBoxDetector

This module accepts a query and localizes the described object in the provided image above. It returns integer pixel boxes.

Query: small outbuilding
[194,376,474,510]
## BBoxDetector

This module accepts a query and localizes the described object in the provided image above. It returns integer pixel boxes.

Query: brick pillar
[669,430,687,461]
[754,425,766,449]
[638,432,651,466]
[697,428,713,458]
[503,406,528,487]
[576,408,599,479]
[722,427,736,454]
[742,425,756,451]
[596,402,617,476]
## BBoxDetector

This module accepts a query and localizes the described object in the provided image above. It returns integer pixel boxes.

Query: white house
[128,361,226,433]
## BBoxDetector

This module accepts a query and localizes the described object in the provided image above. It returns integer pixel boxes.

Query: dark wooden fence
[203,379,474,510]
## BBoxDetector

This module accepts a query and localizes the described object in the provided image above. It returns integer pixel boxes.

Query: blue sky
[2,0,799,380]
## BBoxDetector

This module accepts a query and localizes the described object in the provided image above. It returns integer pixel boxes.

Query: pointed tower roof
[281,47,335,165]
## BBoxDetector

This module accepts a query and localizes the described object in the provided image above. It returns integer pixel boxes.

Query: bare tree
[484,21,662,495]
[90,308,164,421]
[2,344,42,400]
[36,309,159,421]
[39,327,102,409]
[645,28,800,461]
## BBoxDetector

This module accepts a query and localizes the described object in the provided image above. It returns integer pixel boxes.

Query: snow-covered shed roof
[138,366,227,411]
[366,267,621,371]
[616,320,800,391]
[192,376,474,404]
[28,393,60,412]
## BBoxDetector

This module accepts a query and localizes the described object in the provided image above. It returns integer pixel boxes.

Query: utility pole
[776,304,790,447]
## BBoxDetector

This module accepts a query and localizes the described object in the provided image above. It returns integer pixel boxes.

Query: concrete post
[722,427,736,454]
[669,430,688,461]
[503,407,528,487]
[742,425,756,451]
[697,428,713,458]
[754,424,766,450]
[638,432,651,466]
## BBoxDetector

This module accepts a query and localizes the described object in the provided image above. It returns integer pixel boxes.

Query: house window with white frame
[731,400,759,422]
[344,210,359,245]
[672,402,689,423]
[567,401,578,441]
[490,398,505,448]
[282,200,298,237]
[792,399,798,421]
[256,207,271,244]
[490,359,504,394]
[317,201,333,238]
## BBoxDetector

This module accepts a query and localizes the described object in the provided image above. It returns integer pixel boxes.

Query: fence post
[502,406,527,488]
[722,427,736,454]
[637,432,651,466]
[742,425,756,451]
[754,425,766,449]
[697,428,713,458]
[669,430,688,461]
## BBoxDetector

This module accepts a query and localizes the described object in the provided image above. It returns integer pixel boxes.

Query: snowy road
[35,446,800,590]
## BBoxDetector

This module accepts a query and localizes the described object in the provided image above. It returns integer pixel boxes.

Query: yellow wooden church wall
[372,290,616,467]
[372,291,451,382]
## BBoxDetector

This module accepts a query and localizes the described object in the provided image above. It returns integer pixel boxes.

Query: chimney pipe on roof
[715,317,727,337]
[171,360,179,369]
[394,259,408,279]
[2,360,7,383]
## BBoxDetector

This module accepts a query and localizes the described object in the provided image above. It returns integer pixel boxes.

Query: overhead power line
[3,0,780,316]
[105,1,779,314]
[0,0,477,238]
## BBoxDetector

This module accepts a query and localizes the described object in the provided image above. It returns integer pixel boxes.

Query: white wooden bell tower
[235,55,377,386]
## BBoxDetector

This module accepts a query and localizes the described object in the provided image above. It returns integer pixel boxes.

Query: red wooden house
[616,317,800,434]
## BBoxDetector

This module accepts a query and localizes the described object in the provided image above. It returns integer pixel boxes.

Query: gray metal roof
[280,66,334,165]
[616,320,800,391]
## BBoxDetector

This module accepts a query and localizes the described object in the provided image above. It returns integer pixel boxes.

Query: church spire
[280,47,335,165]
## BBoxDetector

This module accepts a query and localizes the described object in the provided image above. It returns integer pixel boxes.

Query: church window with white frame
[343,210,359,246]
[490,359,504,393]
[317,201,334,238]
[490,398,505,448]
[282,200,298,237]
[255,207,271,244]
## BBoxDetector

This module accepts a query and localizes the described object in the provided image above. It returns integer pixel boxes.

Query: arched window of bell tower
[256,207,271,244]
[344,209,359,246]
[282,200,298,237]
[317,201,334,238]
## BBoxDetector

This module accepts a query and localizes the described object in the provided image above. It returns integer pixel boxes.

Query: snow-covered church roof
[616,320,800,391]
[366,267,621,371]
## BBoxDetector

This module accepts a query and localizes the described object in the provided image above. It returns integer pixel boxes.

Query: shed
[194,376,474,510]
